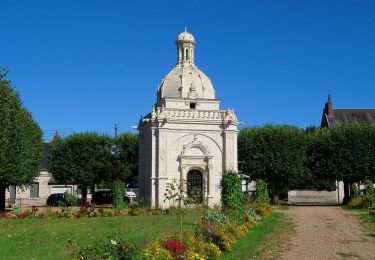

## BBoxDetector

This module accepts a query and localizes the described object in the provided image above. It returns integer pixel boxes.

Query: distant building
[321,95,375,202]
[290,95,375,204]
[5,142,78,207]
[138,29,239,207]
[321,95,375,127]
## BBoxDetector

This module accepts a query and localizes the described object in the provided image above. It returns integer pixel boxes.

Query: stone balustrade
[163,109,228,120]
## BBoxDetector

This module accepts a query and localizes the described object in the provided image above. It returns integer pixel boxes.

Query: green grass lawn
[221,212,293,260]
[0,214,200,260]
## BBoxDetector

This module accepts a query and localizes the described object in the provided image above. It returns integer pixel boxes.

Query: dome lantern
[176,27,196,66]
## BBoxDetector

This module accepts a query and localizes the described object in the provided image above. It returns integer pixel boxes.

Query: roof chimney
[325,94,333,117]
[54,130,60,139]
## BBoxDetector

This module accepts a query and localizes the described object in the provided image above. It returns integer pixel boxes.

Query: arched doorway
[187,169,203,203]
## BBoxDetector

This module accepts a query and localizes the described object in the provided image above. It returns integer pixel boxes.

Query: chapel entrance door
[187,169,203,203]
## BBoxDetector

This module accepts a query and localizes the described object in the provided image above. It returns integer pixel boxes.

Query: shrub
[164,230,221,259]
[142,240,173,259]
[227,221,247,239]
[42,208,61,218]
[246,208,261,223]
[201,210,229,226]
[351,184,360,199]
[363,180,375,208]
[102,208,116,217]
[164,240,185,255]
[69,236,140,259]
[254,203,273,217]
[220,171,244,223]
[198,221,237,251]
[348,198,364,208]
[89,209,101,217]
[64,191,78,207]
[129,206,143,216]
[119,207,130,216]
[112,181,125,213]
[254,179,270,205]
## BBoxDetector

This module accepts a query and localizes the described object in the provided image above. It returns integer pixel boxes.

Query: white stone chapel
[138,29,239,207]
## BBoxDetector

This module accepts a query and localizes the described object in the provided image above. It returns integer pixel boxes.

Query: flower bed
[0,205,180,220]
[69,207,266,259]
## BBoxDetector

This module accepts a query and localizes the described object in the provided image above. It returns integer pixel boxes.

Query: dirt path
[281,206,375,260]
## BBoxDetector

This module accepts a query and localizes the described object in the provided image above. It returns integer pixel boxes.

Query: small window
[185,49,189,60]
[30,183,39,198]
[190,103,196,109]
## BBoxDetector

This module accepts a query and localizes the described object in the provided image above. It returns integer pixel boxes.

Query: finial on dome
[176,28,196,66]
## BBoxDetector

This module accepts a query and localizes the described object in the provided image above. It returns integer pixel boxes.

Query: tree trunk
[0,186,6,212]
[81,187,88,205]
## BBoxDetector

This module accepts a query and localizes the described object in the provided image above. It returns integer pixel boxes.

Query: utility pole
[114,124,118,138]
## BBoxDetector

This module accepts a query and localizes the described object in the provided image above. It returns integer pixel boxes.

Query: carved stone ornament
[181,135,209,155]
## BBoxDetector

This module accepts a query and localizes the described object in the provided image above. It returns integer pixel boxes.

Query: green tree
[238,125,307,197]
[305,128,338,191]
[118,132,138,183]
[0,69,43,211]
[220,171,244,223]
[104,133,138,211]
[311,124,375,202]
[331,124,375,183]
[48,133,112,204]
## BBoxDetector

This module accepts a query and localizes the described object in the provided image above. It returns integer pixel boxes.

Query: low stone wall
[288,190,339,204]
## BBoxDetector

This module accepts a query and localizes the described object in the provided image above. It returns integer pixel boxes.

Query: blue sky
[2,1,375,139]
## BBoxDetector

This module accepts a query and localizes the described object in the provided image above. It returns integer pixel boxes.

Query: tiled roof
[328,109,375,127]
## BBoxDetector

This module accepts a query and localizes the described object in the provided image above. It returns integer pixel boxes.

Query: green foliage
[198,221,237,252]
[0,68,43,211]
[48,133,112,203]
[117,133,138,183]
[164,179,192,207]
[315,124,375,184]
[303,128,337,191]
[351,184,360,199]
[105,132,139,185]
[363,179,375,208]
[253,179,270,205]
[202,209,230,226]
[245,208,261,223]
[69,236,140,259]
[239,124,375,195]
[347,198,363,209]
[238,125,307,196]
[63,191,77,207]
[112,181,125,213]
[220,171,244,223]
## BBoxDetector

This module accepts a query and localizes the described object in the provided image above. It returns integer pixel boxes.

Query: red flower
[145,208,153,215]
[164,240,185,254]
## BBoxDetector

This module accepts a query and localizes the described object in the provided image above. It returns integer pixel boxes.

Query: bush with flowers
[142,239,174,259]
[198,220,236,252]
[68,235,140,259]
[102,208,116,217]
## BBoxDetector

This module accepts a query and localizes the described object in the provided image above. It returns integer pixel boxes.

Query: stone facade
[138,29,239,207]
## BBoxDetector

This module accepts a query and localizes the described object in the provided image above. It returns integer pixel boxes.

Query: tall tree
[238,125,307,197]
[0,69,43,211]
[116,132,138,183]
[48,133,112,204]
[305,128,338,191]
[310,124,375,202]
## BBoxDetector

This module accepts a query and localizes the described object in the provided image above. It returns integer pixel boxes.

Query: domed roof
[157,29,215,100]
[176,31,195,43]
[158,65,215,100]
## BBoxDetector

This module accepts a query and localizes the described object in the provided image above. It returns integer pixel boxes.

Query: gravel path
[281,206,375,260]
